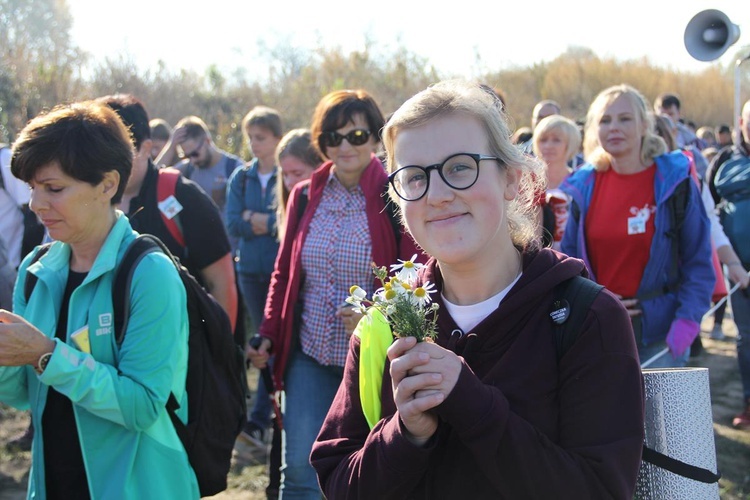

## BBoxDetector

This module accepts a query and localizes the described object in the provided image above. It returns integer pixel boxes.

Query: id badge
[71,325,91,354]
[628,216,646,235]
[158,195,183,220]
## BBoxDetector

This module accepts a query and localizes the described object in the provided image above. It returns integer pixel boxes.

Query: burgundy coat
[311,249,645,499]
[259,155,422,390]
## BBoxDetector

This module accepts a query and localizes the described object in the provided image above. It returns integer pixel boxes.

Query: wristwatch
[35,351,53,375]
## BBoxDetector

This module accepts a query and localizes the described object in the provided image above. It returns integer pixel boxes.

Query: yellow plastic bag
[353,308,393,429]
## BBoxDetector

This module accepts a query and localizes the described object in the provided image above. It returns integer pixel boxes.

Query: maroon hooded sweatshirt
[311,249,645,499]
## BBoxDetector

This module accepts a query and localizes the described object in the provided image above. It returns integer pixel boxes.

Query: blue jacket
[0,214,199,499]
[225,159,280,276]
[560,151,714,346]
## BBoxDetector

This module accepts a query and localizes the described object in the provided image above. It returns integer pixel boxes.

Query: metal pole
[735,55,750,146]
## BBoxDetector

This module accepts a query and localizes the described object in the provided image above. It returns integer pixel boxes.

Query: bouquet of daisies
[346,255,439,428]
[347,255,439,342]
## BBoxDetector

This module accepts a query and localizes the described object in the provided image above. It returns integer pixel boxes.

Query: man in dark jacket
[706,99,750,430]
[99,94,238,332]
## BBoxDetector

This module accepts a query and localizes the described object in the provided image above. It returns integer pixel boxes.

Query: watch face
[37,352,52,374]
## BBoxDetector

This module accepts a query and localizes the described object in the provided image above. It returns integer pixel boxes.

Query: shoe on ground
[5,424,34,452]
[239,421,266,448]
[732,404,750,429]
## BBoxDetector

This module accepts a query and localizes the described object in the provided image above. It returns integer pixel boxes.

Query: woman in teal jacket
[0,101,199,499]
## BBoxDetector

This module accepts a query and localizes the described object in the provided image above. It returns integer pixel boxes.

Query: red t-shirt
[586,165,656,297]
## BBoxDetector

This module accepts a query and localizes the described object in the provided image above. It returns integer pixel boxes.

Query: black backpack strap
[23,243,53,303]
[642,445,721,484]
[112,235,171,346]
[666,178,690,292]
[551,275,603,360]
[0,145,6,191]
[295,185,310,221]
[541,203,555,248]
[112,235,185,417]
[227,156,243,179]
[637,179,691,303]
[184,162,195,180]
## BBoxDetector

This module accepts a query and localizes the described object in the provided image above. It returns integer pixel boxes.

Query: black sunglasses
[322,129,371,147]
[183,138,205,159]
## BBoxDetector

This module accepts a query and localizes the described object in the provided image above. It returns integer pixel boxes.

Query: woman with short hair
[249,89,422,498]
[0,101,198,499]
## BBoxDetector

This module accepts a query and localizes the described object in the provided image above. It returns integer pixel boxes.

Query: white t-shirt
[442,273,522,333]
[258,171,274,191]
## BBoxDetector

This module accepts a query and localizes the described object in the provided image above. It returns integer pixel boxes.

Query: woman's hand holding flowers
[388,336,441,446]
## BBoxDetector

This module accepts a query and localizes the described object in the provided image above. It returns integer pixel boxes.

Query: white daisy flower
[346,262,439,342]
[389,278,412,296]
[411,281,436,307]
[390,254,423,282]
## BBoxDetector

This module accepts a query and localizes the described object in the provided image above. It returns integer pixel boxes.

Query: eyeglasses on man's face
[388,152,500,201]
[322,129,371,148]
[182,138,205,159]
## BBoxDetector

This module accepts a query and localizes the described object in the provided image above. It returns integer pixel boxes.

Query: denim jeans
[281,347,343,499]
[730,284,750,401]
[639,340,690,369]
[239,272,273,429]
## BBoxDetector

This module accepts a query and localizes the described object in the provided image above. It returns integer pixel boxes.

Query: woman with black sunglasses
[248,89,423,498]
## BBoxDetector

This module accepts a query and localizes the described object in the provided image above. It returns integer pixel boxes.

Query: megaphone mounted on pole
[685,9,746,146]
[684,9,741,62]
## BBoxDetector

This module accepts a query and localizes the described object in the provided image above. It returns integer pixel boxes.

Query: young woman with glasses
[310,80,645,498]
[248,89,422,498]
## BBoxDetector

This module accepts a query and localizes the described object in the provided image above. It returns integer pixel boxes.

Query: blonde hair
[382,80,545,250]
[583,84,666,171]
[532,115,581,162]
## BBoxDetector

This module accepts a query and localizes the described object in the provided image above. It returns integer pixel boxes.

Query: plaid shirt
[299,174,373,367]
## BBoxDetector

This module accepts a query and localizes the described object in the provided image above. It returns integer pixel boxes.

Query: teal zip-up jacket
[0,214,200,499]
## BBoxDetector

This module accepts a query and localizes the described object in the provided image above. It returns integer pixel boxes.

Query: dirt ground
[1,313,749,499]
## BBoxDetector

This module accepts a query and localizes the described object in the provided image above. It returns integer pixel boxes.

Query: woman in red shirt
[561,84,713,368]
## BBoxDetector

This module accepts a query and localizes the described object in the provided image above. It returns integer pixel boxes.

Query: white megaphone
[684,9,741,62]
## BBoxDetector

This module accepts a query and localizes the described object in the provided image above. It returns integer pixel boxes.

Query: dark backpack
[0,144,45,260]
[713,153,750,266]
[25,236,247,497]
[553,275,720,485]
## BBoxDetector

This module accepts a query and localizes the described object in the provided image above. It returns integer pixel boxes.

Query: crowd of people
[0,79,748,499]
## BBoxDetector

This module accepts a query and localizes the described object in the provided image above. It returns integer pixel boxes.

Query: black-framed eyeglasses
[388,153,500,201]
[182,138,205,159]
[322,129,371,147]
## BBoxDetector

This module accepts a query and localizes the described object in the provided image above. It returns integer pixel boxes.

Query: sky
[66,1,748,80]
